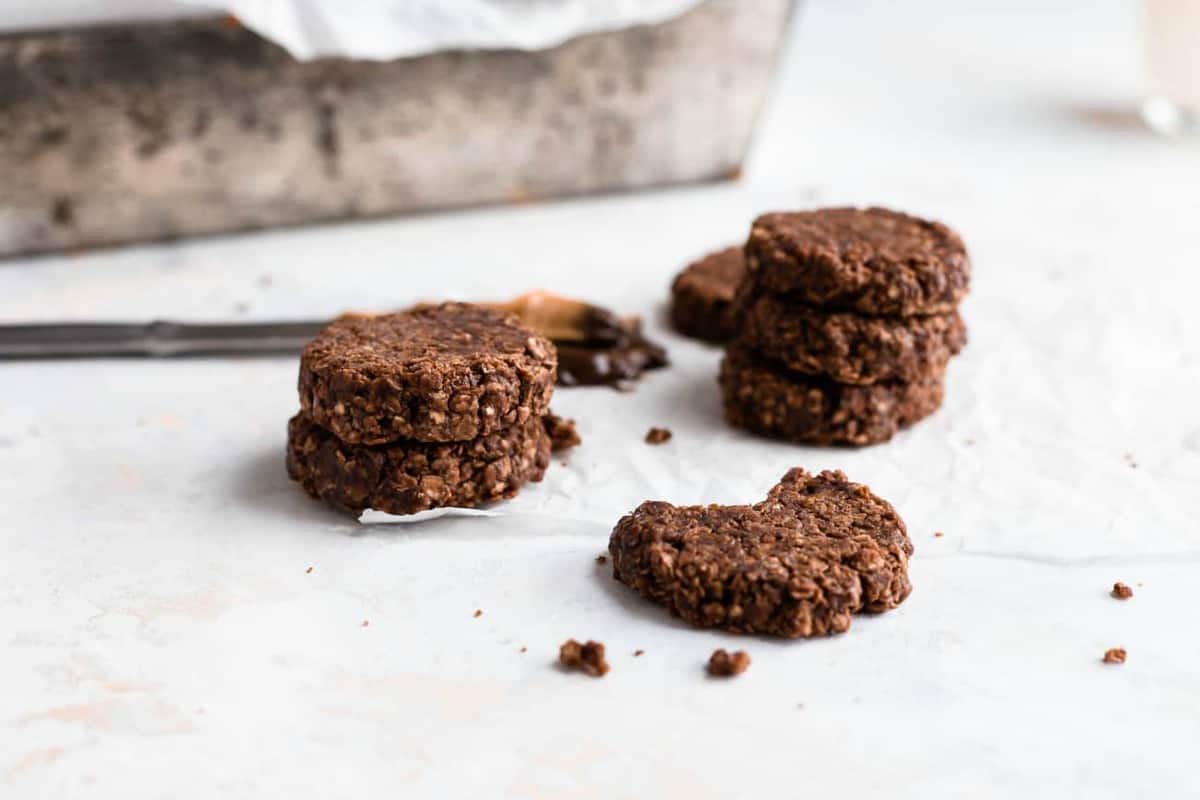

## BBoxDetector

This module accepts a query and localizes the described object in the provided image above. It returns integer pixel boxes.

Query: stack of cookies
[286,302,577,516]
[720,207,970,446]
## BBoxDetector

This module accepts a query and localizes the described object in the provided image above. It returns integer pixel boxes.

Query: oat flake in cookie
[608,469,913,638]
[299,303,557,444]
[669,245,746,343]
[285,412,558,516]
[745,208,970,316]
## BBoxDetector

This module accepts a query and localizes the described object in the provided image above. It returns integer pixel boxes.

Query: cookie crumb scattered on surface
[645,427,672,445]
[595,554,607,564]
[707,649,751,677]
[361,620,369,627]
[1102,648,1127,664]
[473,609,483,618]
[559,639,609,677]
[933,531,945,538]
[634,649,644,657]
[1111,582,1133,599]
[544,414,582,452]
[305,566,313,573]
[519,646,527,653]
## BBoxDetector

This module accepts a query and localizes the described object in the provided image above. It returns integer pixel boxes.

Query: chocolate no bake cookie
[286,412,557,516]
[670,246,746,343]
[299,303,557,445]
[736,290,967,384]
[608,468,913,637]
[719,345,944,446]
[745,208,970,316]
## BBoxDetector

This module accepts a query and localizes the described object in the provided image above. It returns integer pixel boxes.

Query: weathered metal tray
[0,0,794,257]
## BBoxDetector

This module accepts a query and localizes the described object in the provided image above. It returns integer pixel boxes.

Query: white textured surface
[2,1,1199,797]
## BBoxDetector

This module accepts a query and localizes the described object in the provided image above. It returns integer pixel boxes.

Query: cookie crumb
[519,646,527,653]
[595,554,607,565]
[933,531,945,538]
[543,414,582,452]
[473,609,483,618]
[305,566,313,574]
[707,649,751,677]
[1102,647,1126,664]
[633,649,644,657]
[1111,582,1133,599]
[559,639,609,677]
[361,620,369,627]
[645,427,672,445]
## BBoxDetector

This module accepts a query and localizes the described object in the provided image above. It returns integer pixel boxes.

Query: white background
[2,1,1199,797]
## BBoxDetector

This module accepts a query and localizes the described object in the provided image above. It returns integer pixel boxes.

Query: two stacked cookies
[721,207,970,445]
[287,303,571,515]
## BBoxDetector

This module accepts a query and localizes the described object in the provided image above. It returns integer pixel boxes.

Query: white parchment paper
[3,2,1199,796]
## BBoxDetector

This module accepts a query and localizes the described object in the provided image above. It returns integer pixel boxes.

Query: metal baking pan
[0,0,795,257]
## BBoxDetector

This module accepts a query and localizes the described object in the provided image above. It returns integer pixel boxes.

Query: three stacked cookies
[287,302,574,515]
[721,207,970,445]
